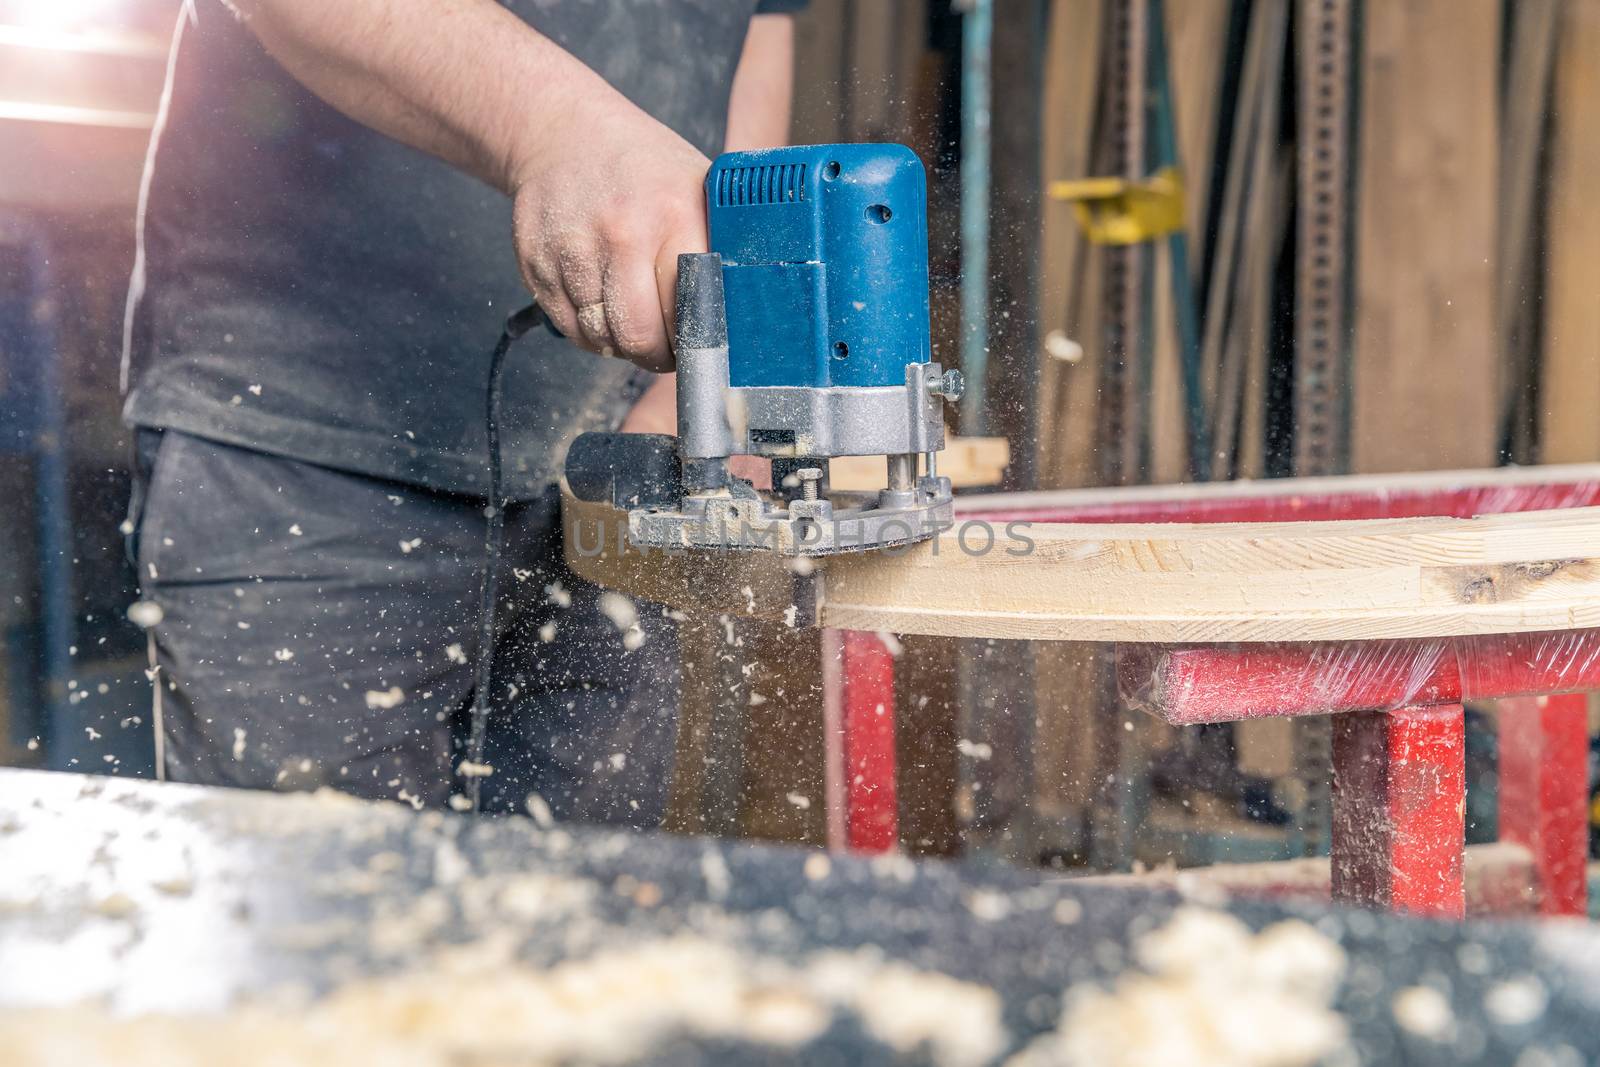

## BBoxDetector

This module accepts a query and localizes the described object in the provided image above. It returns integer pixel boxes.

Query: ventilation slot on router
[715,162,808,207]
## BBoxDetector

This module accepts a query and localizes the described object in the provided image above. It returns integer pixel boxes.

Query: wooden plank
[819,506,1600,642]
[564,480,1600,644]
[1036,0,1104,490]
[1540,1,1600,463]
[1353,0,1499,473]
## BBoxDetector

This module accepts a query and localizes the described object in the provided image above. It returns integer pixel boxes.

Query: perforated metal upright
[1291,0,1357,857]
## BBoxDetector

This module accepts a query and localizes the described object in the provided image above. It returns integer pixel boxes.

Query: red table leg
[1332,704,1466,917]
[828,630,898,853]
[1499,693,1590,916]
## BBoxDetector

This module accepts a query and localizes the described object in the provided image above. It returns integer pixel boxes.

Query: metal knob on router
[794,467,823,501]
[929,368,965,402]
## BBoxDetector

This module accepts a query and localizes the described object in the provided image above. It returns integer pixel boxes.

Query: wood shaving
[364,687,405,710]
[1392,984,1453,1040]
[0,937,1004,1067]
[1005,907,1347,1067]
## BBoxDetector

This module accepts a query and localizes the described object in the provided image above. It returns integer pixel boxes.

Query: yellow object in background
[1049,166,1187,245]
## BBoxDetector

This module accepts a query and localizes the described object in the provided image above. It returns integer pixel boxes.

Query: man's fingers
[512,200,584,345]
[574,303,612,354]
[524,272,582,343]
[553,237,612,354]
[515,245,583,344]
[603,256,671,371]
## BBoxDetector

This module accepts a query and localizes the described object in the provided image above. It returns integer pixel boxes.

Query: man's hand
[508,100,708,373]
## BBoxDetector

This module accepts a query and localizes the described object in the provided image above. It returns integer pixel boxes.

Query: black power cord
[465,302,555,812]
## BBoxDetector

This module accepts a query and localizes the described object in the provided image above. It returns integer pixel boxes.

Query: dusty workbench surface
[1,769,1598,1065]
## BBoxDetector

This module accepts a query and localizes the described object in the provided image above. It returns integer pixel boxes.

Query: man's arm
[229,0,708,370]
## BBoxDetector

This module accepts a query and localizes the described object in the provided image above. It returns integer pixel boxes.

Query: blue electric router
[566,144,962,556]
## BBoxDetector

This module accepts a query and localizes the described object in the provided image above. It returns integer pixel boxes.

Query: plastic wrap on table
[1119,628,1600,724]
[959,470,1600,526]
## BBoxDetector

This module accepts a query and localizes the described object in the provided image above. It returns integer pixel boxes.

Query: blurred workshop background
[1,0,1597,874]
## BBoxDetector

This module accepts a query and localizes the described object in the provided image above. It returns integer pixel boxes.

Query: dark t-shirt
[122,0,768,499]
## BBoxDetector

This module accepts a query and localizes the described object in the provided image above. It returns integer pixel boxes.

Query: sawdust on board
[0,935,1007,1067]
[1004,906,1348,1067]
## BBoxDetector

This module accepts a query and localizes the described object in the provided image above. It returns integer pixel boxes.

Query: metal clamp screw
[795,467,823,501]
[928,369,965,403]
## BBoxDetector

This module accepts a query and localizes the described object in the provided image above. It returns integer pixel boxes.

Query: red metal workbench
[823,466,1600,917]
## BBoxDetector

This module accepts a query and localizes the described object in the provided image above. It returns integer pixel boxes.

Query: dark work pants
[126,430,680,826]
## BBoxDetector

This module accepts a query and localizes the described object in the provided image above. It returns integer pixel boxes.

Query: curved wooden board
[562,486,1600,643]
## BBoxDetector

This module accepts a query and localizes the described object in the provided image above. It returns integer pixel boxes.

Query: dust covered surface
[3,770,1600,1065]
